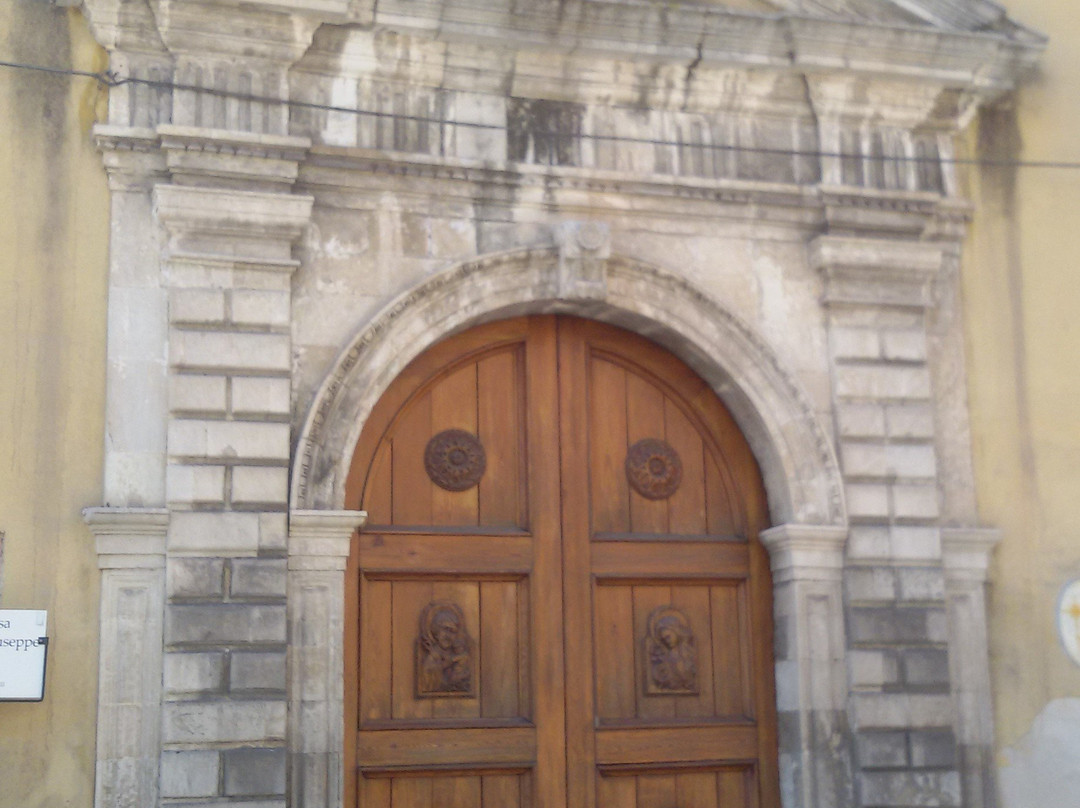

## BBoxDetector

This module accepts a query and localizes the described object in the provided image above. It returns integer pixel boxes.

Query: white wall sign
[1058,581,1080,668]
[0,610,48,701]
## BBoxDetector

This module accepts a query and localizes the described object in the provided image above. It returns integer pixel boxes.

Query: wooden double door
[345,317,779,808]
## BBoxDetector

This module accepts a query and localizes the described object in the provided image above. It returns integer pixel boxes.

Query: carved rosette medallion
[644,605,698,695]
[416,601,475,698]
[424,429,487,491]
[626,438,683,500]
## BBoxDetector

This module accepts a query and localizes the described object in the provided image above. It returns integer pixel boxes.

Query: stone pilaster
[813,235,964,808]
[84,508,169,808]
[148,136,313,808]
[943,528,1002,808]
[761,524,854,808]
[287,511,365,808]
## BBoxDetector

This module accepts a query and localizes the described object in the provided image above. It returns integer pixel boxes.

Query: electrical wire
[4,57,1079,170]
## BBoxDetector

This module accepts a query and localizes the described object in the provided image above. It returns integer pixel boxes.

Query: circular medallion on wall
[425,429,487,491]
[1058,579,1080,668]
[625,438,683,500]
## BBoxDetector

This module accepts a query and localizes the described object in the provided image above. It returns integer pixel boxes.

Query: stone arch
[291,246,846,527]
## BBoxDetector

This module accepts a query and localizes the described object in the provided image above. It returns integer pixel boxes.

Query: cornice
[83,507,170,569]
[760,523,849,583]
[297,145,967,239]
[82,1,1043,101]
[371,1,1043,96]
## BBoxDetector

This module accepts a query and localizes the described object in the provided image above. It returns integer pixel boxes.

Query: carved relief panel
[415,601,475,697]
[593,581,752,723]
[643,606,698,695]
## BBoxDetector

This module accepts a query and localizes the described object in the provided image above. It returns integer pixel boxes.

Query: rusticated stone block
[160,749,220,798]
[909,729,958,768]
[166,604,286,645]
[858,770,961,807]
[856,730,908,770]
[849,606,947,644]
[164,651,226,694]
[231,651,287,692]
[223,747,287,796]
[230,558,288,598]
[903,648,951,688]
[167,557,225,598]
[162,700,286,744]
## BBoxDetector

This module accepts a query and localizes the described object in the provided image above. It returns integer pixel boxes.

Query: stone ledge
[84,507,170,569]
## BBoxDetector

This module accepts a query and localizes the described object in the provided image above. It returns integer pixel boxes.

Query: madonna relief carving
[416,601,475,697]
[644,605,698,695]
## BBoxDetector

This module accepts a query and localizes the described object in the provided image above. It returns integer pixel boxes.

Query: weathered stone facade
[79,1,1042,806]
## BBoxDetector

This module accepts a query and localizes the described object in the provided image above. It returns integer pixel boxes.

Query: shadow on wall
[998,699,1080,808]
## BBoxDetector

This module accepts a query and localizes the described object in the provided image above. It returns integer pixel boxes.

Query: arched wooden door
[344,316,779,808]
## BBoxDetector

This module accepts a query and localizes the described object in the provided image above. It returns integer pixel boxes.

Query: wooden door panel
[360,770,531,808]
[561,318,778,808]
[595,767,754,808]
[357,532,534,575]
[594,581,752,724]
[477,348,526,528]
[590,542,749,577]
[349,317,777,808]
[586,352,742,540]
[359,574,530,724]
[354,342,527,530]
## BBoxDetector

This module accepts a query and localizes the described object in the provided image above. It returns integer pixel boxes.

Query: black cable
[3,57,1078,170]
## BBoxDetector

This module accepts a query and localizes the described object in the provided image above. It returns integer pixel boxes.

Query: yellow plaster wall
[965,0,1080,789]
[0,4,109,806]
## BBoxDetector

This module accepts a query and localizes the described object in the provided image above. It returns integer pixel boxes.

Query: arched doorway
[344,316,780,807]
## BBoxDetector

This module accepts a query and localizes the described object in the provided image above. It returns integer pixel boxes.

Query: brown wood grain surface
[344,316,778,807]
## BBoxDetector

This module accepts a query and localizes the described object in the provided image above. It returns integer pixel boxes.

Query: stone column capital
[810,235,946,309]
[942,526,1002,582]
[288,510,366,570]
[84,507,169,569]
[760,523,848,584]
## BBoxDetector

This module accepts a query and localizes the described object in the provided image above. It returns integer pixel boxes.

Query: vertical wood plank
[431,580,482,719]
[557,317,594,808]
[517,579,531,719]
[478,348,524,528]
[597,775,636,808]
[710,584,745,718]
[359,577,393,723]
[358,776,391,808]
[625,371,668,534]
[391,580,434,720]
[636,774,676,808]
[594,584,635,721]
[671,584,716,720]
[392,776,433,808]
[665,400,707,535]
[589,357,630,534]
[363,441,393,525]
[633,584,676,721]
[392,391,433,525]
[736,581,756,720]
[717,769,749,808]
[431,363,480,525]
[481,773,520,808]
[676,771,718,808]
[432,775,481,808]
[480,580,520,719]
[704,453,737,536]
